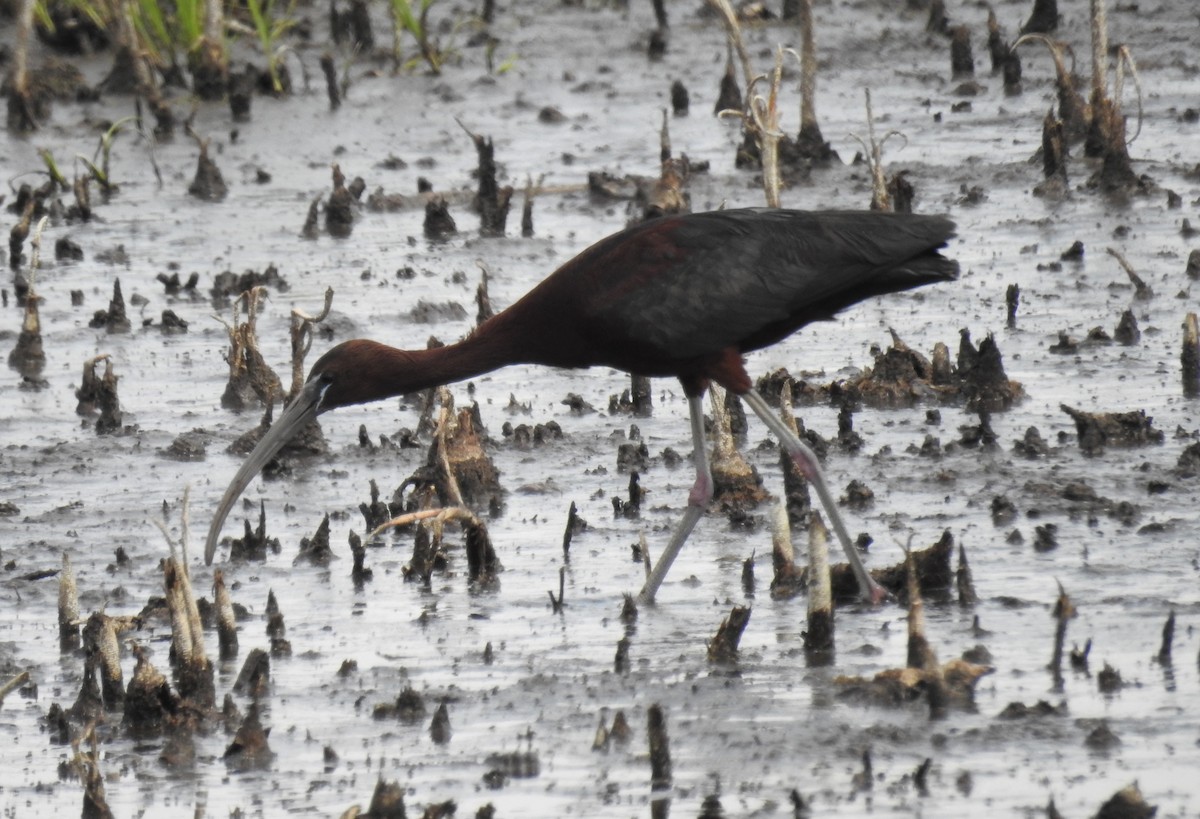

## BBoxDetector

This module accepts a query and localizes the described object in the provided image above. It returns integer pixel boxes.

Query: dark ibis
[205,208,959,603]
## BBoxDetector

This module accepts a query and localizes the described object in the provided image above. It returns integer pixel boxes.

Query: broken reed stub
[707,606,751,664]
[214,569,238,661]
[1182,313,1200,397]
[647,704,672,791]
[58,553,80,651]
[804,513,834,658]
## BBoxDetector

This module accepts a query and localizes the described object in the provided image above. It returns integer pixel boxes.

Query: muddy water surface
[2,0,1200,816]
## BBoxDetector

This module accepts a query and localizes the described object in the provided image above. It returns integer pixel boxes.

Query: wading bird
[205,208,958,603]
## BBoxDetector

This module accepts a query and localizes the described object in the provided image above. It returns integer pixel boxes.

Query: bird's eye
[319,372,334,385]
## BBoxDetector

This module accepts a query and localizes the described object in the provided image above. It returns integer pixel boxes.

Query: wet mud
[3,0,1200,816]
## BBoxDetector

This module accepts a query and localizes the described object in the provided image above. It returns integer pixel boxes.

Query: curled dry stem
[149,485,193,566]
[1012,33,1089,139]
[29,215,48,274]
[707,0,756,95]
[289,287,334,399]
[216,285,281,406]
[0,670,31,706]
[153,488,209,675]
[708,0,794,207]
[1011,33,1077,77]
[848,89,906,211]
[433,388,466,507]
[367,506,483,540]
[719,47,795,208]
[1113,45,1143,145]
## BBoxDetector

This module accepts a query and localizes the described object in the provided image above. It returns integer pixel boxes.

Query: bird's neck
[359,319,525,401]
[406,334,512,390]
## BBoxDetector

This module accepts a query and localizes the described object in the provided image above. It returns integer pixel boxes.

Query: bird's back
[499,208,959,379]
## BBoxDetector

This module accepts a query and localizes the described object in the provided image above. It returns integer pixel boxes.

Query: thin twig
[0,670,31,705]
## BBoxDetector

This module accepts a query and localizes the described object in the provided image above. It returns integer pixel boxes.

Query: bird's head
[203,339,392,564]
[304,339,401,412]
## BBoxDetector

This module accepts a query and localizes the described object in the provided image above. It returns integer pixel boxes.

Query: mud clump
[422,403,503,511]
[228,501,282,562]
[220,288,283,411]
[465,126,512,236]
[162,431,208,461]
[188,138,228,202]
[211,265,289,301]
[374,686,427,723]
[424,197,458,239]
[224,703,273,771]
[358,479,391,532]
[1094,783,1156,819]
[831,330,1021,411]
[410,300,468,324]
[707,605,751,664]
[325,164,360,238]
[1060,405,1164,455]
[88,278,131,333]
[295,514,336,566]
[75,355,124,434]
[122,645,181,738]
[710,390,768,514]
[820,529,954,604]
[232,649,270,698]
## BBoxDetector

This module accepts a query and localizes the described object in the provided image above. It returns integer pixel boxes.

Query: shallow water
[2,0,1200,815]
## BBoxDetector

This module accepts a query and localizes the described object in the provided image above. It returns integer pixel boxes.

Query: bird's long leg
[638,395,712,604]
[741,389,888,604]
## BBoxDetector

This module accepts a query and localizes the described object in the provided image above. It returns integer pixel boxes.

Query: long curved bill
[204,378,327,565]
